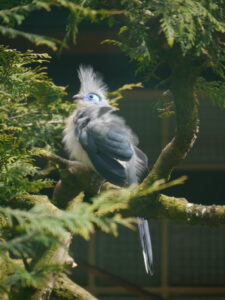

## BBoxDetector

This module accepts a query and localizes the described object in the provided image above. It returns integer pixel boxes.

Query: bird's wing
[133,146,149,183]
[76,109,134,186]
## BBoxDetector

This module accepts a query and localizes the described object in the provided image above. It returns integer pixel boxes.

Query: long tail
[137,217,154,275]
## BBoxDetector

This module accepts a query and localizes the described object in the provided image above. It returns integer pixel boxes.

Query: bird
[63,65,153,275]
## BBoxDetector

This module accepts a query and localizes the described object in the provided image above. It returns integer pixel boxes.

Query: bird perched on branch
[63,66,153,275]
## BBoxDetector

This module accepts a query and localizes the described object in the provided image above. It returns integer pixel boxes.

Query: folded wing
[77,108,134,186]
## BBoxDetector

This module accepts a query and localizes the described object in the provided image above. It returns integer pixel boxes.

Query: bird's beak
[73,94,83,101]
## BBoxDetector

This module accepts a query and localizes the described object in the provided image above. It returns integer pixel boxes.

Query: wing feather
[76,106,135,186]
[134,146,149,183]
[74,104,148,186]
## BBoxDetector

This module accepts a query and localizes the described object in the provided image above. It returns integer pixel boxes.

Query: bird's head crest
[73,65,108,105]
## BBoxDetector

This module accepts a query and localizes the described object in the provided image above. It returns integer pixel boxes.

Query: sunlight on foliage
[0,0,125,51]
[100,0,225,79]
[0,46,73,203]
[0,191,135,289]
[0,0,225,297]
[0,44,143,292]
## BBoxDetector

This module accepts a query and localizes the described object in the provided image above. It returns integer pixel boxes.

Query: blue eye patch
[84,93,101,103]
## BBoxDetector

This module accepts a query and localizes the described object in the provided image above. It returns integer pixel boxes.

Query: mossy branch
[52,273,98,300]
[143,56,199,187]
[39,150,225,226]
[37,149,103,208]
[158,194,225,226]
[128,192,225,226]
[15,233,72,300]
[11,190,99,300]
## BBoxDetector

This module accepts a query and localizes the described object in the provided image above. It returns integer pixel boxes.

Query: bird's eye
[85,93,100,103]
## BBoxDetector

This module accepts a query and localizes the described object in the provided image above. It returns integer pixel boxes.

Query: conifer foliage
[0,44,135,297]
[0,1,224,299]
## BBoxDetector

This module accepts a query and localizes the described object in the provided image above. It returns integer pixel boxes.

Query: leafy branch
[108,82,143,107]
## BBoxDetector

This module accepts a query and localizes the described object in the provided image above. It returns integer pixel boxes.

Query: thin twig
[78,262,161,300]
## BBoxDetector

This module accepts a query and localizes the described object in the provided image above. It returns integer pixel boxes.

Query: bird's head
[73,65,109,107]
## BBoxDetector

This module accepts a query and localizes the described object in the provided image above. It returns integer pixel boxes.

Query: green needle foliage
[0,46,68,202]
[0,45,71,290]
[0,31,138,296]
[0,194,135,289]
[101,0,225,108]
[0,0,225,298]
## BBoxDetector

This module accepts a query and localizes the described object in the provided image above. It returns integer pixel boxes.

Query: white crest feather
[77,65,108,100]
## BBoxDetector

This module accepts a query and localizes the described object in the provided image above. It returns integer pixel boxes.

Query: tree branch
[78,262,161,300]
[28,74,223,299]
[52,273,98,300]
[0,256,24,300]
[10,193,83,300]
[143,56,199,187]
[8,193,99,300]
[99,182,225,226]
[38,150,103,208]
[12,194,60,212]
[36,150,225,226]
[158,194,225,225]
[15,233,72,300]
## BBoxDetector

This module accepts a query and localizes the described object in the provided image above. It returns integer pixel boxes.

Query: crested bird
[63,66,153,275]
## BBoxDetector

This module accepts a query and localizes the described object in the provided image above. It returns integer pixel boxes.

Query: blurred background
[2,7,225,300]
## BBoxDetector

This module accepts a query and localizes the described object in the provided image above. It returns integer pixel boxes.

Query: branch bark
[38,150,225,226]
[38,150,103,208]
[158,194,225,225]
[143,56,199,187]
[128,192,225,226]
[24,56,224,299]
[10,193,97,300]
[15,232,72,300]
[52,273,98,300]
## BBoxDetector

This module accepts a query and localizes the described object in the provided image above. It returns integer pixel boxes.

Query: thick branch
[11,194,60,211]
[36,150,225,226]
[129,193,225,226]
[52,273,98,300]
[15,232,72,300]
[157,194,225,225]
[13,212,72,300]
[11,194,82,300]
[0,257,24,300]
[9,200,100,300]
[38,150,103,208]
[104,186,225,226]
[0,195,60,233]
[143,57,199,187]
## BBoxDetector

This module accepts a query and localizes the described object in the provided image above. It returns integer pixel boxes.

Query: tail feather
[137,217,154,275]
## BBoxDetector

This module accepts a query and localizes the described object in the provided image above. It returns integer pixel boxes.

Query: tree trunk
[143,55,199,186]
